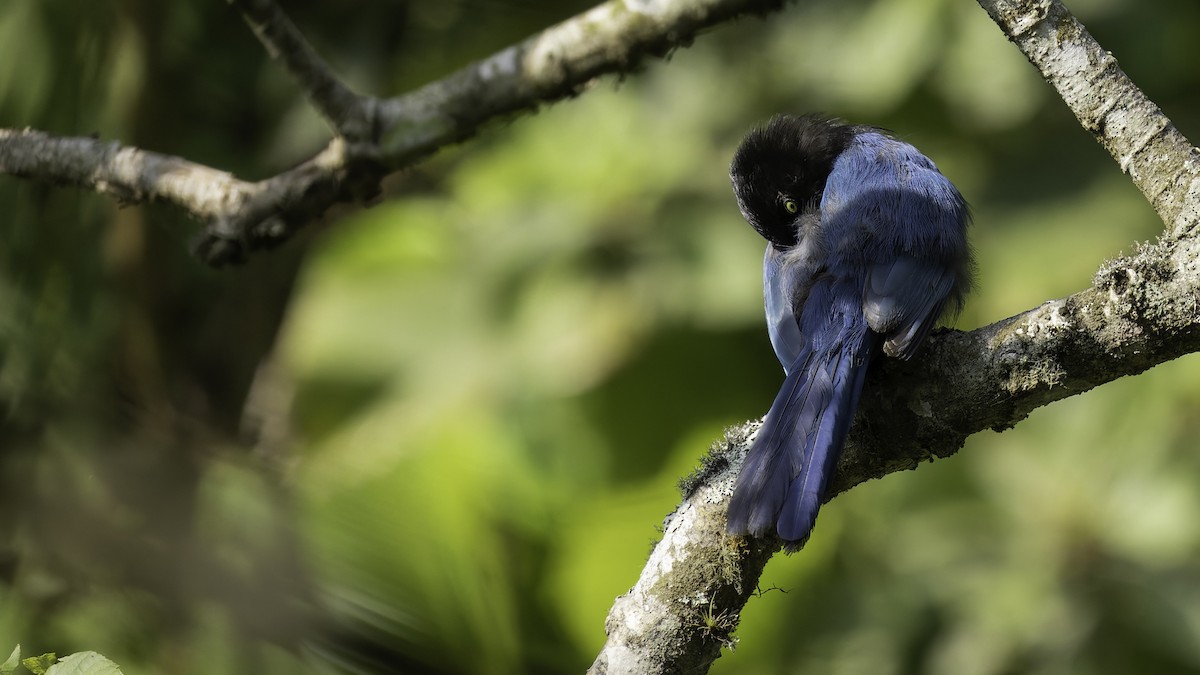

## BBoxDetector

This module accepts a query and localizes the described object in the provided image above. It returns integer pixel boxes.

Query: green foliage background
[3,0,1200,673]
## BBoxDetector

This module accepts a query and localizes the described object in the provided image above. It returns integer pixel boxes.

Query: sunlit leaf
[20,654,55,675]
[0,645,19,675]
[44,653,122,675]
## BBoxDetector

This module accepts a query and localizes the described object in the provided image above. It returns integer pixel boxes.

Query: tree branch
[0,128,249,219]
[590,423,778,674]
[589,0,1200,671]
[975,0,1200,239]
[371,0,781,163]
[0,129,368,265]
[0,0,787,266]
[228,0,373,140]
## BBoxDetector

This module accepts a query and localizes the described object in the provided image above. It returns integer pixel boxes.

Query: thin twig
[228,0,373,140]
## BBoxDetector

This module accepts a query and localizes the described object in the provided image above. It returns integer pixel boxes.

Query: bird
[725,113,973,548]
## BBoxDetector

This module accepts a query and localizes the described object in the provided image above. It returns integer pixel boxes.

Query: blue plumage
[727,115,972,547]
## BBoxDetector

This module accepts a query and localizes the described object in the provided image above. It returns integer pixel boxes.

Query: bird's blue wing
[765,209,825,374]
[821,131,969,361]
[764,244,803,374]
[862,257,955,360]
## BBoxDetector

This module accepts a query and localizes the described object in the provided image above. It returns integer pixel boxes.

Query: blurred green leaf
[20,654,55,675]
[1,645,19,675]
[44,653,122,675]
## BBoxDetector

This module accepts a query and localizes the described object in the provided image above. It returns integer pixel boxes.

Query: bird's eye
[783,198,799,214]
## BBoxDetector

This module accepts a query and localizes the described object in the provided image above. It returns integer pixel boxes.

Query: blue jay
[726,114,973,547]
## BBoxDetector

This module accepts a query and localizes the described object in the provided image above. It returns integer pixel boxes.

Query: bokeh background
[4,0,1200,673]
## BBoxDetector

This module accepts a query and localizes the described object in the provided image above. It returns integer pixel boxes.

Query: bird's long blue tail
[727,315,875,547]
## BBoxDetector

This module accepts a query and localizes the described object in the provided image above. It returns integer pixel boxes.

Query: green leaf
[44,652,123,675]
[1,645,19,675]
[21,654,55,675]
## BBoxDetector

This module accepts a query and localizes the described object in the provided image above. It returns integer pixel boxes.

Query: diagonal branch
[589,0,1200,672]
[371,0,783,164]
[0,0,788,266]
[975,0,1200,239]
[591,232,1200,674]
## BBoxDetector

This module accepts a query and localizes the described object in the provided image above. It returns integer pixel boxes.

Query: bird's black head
[730,114,857,248]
